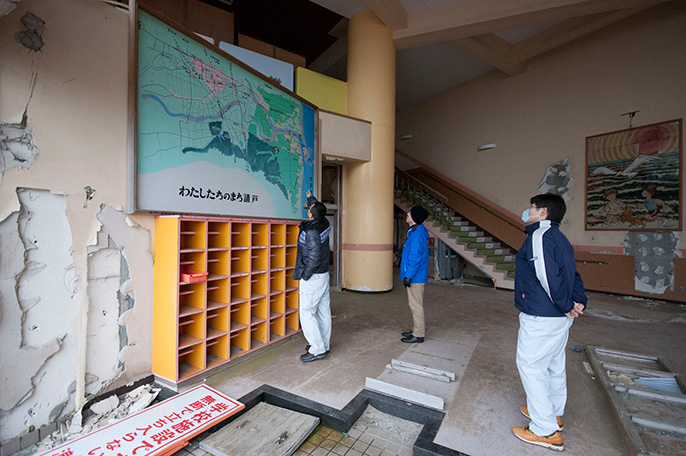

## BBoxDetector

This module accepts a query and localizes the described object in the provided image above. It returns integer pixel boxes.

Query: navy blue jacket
[400,224,429,283]
[515,220,587,317]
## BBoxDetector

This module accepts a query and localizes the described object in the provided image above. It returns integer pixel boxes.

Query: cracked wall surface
[0,0,154,442]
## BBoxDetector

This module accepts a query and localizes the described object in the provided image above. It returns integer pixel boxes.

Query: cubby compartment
[208,250,230,278]
[286,311,299,335]
[178,343,204,380]
[286,290,299,314]
[206,306,229,340]
[270,292,285,318]
[286,224,299,246]
[270,270,285,294]
[230,328,249,359]
[179,281,205,315]
[207,277,229,307]
[270,224,286,247]
[251,272,268,300]
[285,273,298,293]
[251,247,268,274]
[250,297,268,324]
[154,215,301,384]
[231,222,250,248]
[285,246,297,270]
[250,321,268,349]
[231,249,250,277]
[179,313,204,349]
[180,219,207,251]
[179,250,207,282]
[230,275,250,304]
[269,315,285,342]
[206,334,228,369]
[207,220,231,250]
[270,246,285,270]
[251,223,268,248]
[230,301,250,332]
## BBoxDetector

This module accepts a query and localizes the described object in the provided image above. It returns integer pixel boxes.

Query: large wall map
[136,10,315,219]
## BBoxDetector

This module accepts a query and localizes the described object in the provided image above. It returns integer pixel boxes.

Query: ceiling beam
[308,37,348,73]
[451,34,526,75]
[364,0,407,31]
[393,0,672,49]
[512,6,652,62]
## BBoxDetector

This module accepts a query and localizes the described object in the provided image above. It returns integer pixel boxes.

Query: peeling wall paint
[0,0,20,18]
[0,122,39,173]
[539,158,574,201]
[625,231,680,294]
[0,0,155,442]
[15,11,44,51]
[0,189,75,438]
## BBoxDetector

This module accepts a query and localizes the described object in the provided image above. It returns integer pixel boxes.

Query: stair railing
[395,167,458,227]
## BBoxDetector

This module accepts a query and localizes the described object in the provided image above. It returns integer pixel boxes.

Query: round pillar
[342,10,395,292]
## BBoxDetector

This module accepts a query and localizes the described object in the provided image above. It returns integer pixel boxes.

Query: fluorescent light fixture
[477,143,496,151]
[400,134,413,141]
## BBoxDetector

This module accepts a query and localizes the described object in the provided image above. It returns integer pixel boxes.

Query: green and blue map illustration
[137,10,314,219]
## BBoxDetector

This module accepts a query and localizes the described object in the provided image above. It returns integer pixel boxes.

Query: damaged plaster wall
[625,231,681,294]
[0,189,75,438]
[0,0,155,441]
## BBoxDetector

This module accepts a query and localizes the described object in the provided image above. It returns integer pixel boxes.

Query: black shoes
[401,331,413,337]
[300,352,327,362]
[305,344,330,355]
[401,335,424,343]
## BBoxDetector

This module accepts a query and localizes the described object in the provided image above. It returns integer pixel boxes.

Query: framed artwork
[586,119,682,231]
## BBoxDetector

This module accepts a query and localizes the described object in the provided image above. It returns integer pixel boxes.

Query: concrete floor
[182,271,686,456]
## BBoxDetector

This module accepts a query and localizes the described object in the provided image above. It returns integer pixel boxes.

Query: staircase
[394,168,517,290]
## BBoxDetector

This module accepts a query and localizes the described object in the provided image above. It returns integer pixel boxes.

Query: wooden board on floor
[200,402,319,456]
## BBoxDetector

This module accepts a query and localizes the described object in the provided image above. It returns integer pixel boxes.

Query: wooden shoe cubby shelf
[153,215,301,384]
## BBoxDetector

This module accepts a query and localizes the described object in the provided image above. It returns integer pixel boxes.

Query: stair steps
[395,187,517,289]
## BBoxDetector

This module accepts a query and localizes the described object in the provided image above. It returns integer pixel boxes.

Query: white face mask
[521,208,530,223]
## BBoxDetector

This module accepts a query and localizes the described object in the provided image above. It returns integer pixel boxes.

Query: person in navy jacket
[399,205,430,344]
[512,193,587,452]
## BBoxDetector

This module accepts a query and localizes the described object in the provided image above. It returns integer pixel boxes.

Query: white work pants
[516,312,573,436]
[299,272,331,356]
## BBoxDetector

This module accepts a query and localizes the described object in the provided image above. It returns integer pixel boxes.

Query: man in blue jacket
[512,193,587,452]
[400,205,430,344]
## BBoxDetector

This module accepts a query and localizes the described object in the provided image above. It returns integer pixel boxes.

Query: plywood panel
[200,402,318,456]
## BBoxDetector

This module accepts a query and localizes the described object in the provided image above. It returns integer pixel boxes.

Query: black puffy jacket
[292,216,331,281]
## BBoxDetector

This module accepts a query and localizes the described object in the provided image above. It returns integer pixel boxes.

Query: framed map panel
[133,8,316,219]
[585,119,682,231]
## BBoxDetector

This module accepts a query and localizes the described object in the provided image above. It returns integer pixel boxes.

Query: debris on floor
[587,346,686,456]
[33,384,161,453]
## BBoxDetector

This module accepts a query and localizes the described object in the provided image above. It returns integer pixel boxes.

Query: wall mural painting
[586,119,682,231]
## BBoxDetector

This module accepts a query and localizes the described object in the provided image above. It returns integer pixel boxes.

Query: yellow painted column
[343,10,395,292]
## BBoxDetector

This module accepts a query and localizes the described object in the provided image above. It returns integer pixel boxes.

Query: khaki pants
[406,282,425,337]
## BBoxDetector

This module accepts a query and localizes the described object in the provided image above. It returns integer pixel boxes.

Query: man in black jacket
[293,191,331,362]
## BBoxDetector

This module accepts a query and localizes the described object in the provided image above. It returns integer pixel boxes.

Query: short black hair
[310,201,326,221]
[530,193,566,223]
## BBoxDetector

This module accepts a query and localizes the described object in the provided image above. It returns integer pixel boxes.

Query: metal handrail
[395,167,448,202]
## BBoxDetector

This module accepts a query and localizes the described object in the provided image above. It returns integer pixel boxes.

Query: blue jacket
[400,224,429,283]
[515,220,587,317]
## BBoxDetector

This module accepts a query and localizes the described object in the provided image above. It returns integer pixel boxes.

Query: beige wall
[396,3,685,251]
[0,0,154,440]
